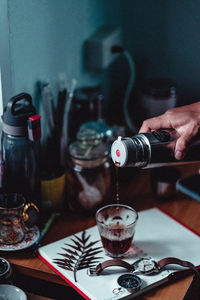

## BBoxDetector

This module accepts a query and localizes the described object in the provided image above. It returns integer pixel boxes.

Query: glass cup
[0,193,39,245]
[96,204,138,257]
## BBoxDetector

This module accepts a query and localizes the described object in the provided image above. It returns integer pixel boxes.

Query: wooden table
[1,163,200,299]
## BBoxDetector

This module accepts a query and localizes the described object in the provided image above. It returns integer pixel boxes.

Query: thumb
[174,123,199,160]
[174,134,190,160]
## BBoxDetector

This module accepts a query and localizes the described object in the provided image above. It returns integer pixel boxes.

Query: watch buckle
[87,268,97,276]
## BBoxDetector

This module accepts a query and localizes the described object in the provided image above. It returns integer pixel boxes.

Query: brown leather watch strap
[157,257,200,300]
[157,257,196,270]
[95,259,133,275]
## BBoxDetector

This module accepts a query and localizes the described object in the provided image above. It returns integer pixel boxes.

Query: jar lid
[142,78,176,99]
[69,128,108,162]
[80,120,114,140]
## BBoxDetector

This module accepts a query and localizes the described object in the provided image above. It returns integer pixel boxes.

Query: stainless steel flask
[111,130,200,168]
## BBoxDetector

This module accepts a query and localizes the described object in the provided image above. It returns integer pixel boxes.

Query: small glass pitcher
[0,193,39,245]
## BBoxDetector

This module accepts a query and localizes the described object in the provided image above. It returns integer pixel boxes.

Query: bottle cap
[111,136,128,167]
[2,93,37,136]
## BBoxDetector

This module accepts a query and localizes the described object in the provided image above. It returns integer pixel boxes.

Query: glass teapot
[66,128,112,214]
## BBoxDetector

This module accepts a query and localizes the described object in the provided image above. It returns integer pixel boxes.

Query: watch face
[133,258,158,274]
[117,274,142,292]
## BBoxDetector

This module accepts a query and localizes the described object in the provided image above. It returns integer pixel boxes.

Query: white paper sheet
[38,208,200,300]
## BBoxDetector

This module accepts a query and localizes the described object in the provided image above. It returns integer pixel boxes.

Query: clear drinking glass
[96,204,138,257]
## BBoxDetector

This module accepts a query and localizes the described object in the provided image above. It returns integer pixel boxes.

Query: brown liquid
[101,235,132,256]
[115,162,120,167]
[115,162,120,204]
[115,167,120,204]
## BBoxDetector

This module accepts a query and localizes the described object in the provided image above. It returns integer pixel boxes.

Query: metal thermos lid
[111,136,128,167]
[2,93,36,136]
[111,136,139,167]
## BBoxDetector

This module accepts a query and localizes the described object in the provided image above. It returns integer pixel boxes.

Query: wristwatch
[90,257,197,276]
[133,257,196,275]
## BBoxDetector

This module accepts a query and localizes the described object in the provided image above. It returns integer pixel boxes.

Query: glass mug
[96,204,138,257]
[0,193,39,245]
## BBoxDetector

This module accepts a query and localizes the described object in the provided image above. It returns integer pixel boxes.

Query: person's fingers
[139,114,172,133]
[174,126,196,160]
[174,136,187,160]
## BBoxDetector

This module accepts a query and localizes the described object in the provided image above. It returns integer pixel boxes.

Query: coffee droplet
[115,166,120,204]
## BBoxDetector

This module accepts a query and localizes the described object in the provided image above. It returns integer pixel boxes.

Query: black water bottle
[1,93,41,206]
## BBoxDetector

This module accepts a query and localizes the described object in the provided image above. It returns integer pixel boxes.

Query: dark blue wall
[7,0,200,106]
[121,0,200,104]
[8,0,120,97]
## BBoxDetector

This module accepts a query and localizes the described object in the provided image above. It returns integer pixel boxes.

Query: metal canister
[111,130,200,168]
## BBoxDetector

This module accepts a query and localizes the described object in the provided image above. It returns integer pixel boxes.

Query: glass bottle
[66,128,112,214]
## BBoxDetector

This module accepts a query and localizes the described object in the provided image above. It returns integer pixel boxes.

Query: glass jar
[66,128,112,214]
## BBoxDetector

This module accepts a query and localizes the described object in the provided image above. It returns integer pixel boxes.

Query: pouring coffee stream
[115,166,120,204]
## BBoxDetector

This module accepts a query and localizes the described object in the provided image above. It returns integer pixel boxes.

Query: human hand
[139,102,200,160]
